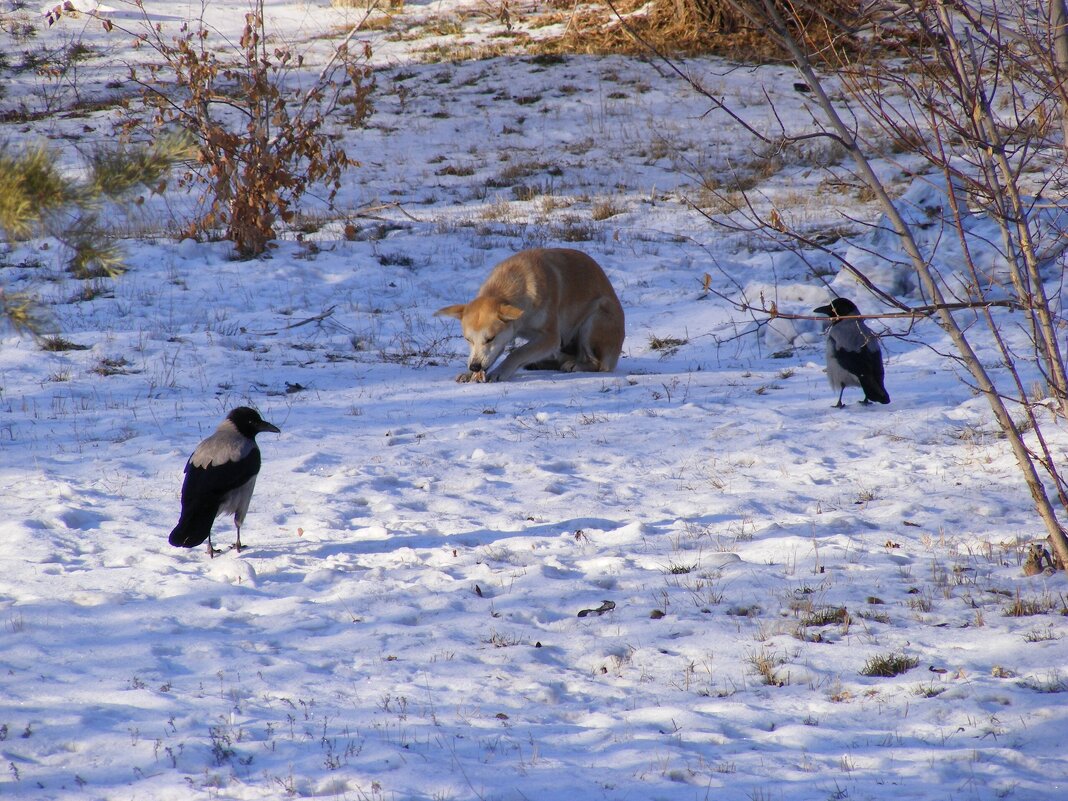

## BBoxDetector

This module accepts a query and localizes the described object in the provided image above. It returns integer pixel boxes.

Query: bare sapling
[50,0,377,258]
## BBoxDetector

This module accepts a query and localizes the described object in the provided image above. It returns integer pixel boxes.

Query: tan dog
[435,248,625,382]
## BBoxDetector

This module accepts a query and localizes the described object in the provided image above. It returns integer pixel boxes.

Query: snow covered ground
[1,2,1066,800]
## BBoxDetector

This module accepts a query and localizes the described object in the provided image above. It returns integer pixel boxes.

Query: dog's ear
[498,304,523,322]
[435,304,466,320]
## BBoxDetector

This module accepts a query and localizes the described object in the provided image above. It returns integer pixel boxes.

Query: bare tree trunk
[1052,0,1068,158]
[932,2,1068,413]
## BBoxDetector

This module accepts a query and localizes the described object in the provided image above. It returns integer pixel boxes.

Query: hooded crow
[169,406,280,557]
[814,297,890,408]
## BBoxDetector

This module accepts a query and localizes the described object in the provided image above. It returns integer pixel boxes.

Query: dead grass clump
[591,199,625,220]
[40,336,88,352]
[421,16,465,37]
[485,631,523,648]
[648,334,687,357]
[802,606,849,627]
[793,604,850,642]
[1003,590,1058,617]
[417,39,517,63]
[486,161,548,189]
[664,562,697,575]
[437,164,475,177]
[914,682,946,698]
[857,609,890,624]
[529,0,862,61]
[746,647,788,687]
[329,2,397,32]
[91,356,137,376]
[552,217,596,242]
[1020,671,1068,693]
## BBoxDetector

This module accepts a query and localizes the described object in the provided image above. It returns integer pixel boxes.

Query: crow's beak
[259,421,281,434]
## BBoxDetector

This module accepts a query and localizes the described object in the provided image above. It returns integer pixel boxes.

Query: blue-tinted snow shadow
[299,515,627,561]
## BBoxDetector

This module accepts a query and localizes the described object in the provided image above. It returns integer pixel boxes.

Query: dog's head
[436,298,523,374]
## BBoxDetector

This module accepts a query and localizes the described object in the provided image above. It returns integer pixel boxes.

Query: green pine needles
[0,134,190,336]
[0,133,191,280]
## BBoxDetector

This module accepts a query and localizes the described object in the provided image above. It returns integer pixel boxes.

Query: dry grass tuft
[526,0,862,61]
[1003,589,1058,617]
[746,647,788,687]
[591,198,625,220]
[40,335,88,352]
[648,335,688,354]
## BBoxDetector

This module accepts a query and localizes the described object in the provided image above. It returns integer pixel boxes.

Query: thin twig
[730,297,1025,322]
[247,306,345,336]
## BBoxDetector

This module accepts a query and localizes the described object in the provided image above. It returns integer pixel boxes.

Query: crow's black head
[814,297,861,319]
[227,406,281,438]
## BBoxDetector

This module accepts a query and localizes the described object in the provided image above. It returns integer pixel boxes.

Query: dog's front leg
[487,335,559,382]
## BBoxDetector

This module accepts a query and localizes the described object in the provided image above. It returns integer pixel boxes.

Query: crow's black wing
[833,343,889,404]
[169,450,261,548]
